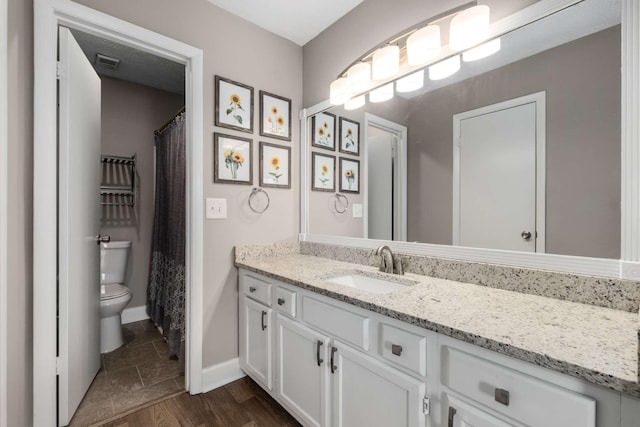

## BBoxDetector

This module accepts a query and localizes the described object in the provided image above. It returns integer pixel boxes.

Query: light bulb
[372,45,400,80]
[329,77,349,105]
[407,25,441,66]
[369,83,394,103]
[429,55,460,80]
[462,38,501,62]
[347,62,371,95]
[450,5,490,52]
[396,70,424,93]
[344,95,366,111]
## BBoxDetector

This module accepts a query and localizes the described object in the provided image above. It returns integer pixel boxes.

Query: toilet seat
[101,283,130,300]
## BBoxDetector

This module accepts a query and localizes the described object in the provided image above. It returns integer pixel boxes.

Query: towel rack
[249,187,270,213]
[334,193,349,214]
[100,154,137,206]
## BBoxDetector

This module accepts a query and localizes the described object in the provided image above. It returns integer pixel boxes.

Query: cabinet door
[332,341,426,427]
[276,314,331,427]
[240,296,272,390]
[445,394,523,427]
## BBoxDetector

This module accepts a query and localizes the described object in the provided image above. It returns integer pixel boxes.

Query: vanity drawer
[302,296,370,350]
[242,271,272,306]
[379,322,426,376]
[442,346,596,427]
[275,287,296,317]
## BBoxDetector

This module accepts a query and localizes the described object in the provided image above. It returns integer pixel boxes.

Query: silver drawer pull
[249,286,256,293]
[391,344,403,356]
[494,388,510,406]
[277,298,285,306]
[448,406,456,427]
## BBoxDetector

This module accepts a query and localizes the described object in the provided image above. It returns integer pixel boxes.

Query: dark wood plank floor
[98,376,301,427]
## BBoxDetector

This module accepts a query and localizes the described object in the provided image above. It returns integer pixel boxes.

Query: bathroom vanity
[236,243,640,427]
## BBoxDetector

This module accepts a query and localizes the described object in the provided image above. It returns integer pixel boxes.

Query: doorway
[33,1,204,425]
[452,92,546,253]
[364,114,408,241]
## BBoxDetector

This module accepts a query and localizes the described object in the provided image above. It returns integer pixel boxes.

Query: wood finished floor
[98,376,301,427]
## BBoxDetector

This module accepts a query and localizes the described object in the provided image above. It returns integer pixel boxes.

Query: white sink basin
[325,272,410,294]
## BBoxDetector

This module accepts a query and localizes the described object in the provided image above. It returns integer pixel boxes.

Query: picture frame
[339,157,360,194]
[260,142,291,188]
[215,75,254,133]
[311,152,336,192]
[259,91,292,141]
[311,112,336,151]
[213,133,253,185]
[339,117,360,156]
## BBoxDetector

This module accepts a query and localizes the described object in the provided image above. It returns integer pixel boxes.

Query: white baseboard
[201,358,246,393]
[121,305,150,324]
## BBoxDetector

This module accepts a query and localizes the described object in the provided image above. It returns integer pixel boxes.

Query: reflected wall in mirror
[307,0,621,260]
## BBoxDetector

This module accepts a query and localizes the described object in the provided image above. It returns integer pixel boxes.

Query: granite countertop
[236,252,640,397]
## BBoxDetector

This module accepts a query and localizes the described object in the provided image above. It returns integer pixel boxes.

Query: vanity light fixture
[396,69,424,93]
[429,55,460,80]
[347,62,372,95]
[372,45,400,80]
[329,77,350,105]
[344,95,366,110]
[369,83,394,103]
[406,25,441,66]
[463,38,501,62]
[449,5,491,51]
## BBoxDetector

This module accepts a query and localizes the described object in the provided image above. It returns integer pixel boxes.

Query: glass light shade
[462,38,501,62]
[329,77,350,105]
[406,25,441,66]
[449,5,490,51]
[396,70,425,93]
[344,95,366,111]
[372,45,400,80]
[369,83,394,103]
[429,55,460,80]
[347,62,371,94]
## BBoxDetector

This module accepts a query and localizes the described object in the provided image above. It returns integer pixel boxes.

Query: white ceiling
[206,0,365,46]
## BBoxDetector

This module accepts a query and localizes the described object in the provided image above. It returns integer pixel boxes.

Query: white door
[332,341,426,427]
[57,27,102,426]
[240,296,273,390]
[453,93,545,253]
[276,314,331,427]
[367,132,394,241]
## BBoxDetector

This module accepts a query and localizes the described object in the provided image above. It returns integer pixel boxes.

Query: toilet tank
[100,241,131,285]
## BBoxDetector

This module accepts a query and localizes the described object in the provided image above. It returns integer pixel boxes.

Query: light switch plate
[352,203,363,218]
[206,198,227,219]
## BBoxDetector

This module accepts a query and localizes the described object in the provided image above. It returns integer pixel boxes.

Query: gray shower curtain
[147,110,186,369]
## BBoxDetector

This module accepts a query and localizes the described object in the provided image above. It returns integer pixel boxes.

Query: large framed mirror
[300,0,640,278]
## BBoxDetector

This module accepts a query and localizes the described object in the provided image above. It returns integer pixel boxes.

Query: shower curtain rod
[154,106,186,136]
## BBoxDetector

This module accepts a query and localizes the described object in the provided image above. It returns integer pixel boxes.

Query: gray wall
[6,0,302,424]
[406,26,621,259]
[100,77,184,309]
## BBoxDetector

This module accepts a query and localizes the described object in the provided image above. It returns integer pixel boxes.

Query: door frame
[363,113,408,241]
[452,91,546,253]
[33,0,205,424]
[0,0,8,424]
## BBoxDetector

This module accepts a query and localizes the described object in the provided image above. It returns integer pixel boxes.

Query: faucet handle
[393,256,404,275]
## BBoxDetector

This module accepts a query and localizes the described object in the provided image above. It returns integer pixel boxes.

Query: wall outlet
[352,203,363,218]
[206,198,227,219]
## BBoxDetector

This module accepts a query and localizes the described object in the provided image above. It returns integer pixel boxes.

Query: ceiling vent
[94,54,120,71]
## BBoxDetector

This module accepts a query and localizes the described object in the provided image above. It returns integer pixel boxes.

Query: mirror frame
[300,0,640,279]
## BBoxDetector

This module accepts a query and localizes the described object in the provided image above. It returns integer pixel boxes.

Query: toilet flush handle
[95,234,111,245]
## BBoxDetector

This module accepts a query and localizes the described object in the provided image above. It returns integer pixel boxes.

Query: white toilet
[100,241,134,353]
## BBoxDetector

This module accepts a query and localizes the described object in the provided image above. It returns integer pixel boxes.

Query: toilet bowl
[100,241,133,353]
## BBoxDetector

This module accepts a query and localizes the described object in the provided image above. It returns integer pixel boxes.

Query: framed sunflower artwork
[339,117,360,156]
[311,112,336,151]
[259,142,291,189]
[259,91,292,141]
[213,133,253,185]
[339,157,360,194]
[311,152,336,192]
[215,76,254,133]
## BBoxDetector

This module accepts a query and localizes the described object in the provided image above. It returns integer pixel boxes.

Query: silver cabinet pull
[95,234,110,244]
[391,344,403,356]
[330,347,338,373]
[494,388,510,406]
[521,231,532,240]
[261,310,267,331]
[448,406,457,427]
[316,340,324,366]
[277,298,285,306]
[249,286,257,293]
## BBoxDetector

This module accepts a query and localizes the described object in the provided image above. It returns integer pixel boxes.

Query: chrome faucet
[375,245,404,275]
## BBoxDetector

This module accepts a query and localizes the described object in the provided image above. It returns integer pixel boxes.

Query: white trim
[0,0,8,423]
[34,1,205,424]
[120,305,150,325]
[363,113,408,241]
[452,91,546,253]
[201,358,246,393]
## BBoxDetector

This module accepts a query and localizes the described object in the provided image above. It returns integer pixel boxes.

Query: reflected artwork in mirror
[305,0,622,260]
